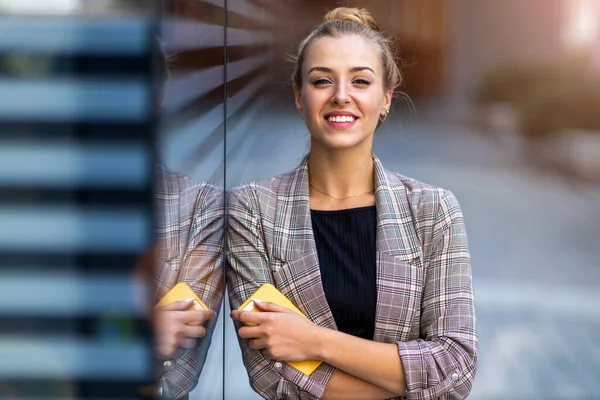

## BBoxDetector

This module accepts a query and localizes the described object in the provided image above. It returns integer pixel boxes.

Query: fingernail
[253,299,263,303]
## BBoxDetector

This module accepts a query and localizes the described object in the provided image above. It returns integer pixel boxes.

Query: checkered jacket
[154,165,225,399]
[226,155,477,400]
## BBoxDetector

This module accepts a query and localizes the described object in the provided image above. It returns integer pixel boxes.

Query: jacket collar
[273,154,421,261]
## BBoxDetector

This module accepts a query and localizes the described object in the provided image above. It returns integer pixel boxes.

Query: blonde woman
[228,8,477,400]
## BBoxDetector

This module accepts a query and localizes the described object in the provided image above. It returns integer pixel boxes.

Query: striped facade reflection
[0,3,161,399]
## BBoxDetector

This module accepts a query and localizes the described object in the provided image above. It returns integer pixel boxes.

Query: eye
[353,78,371,85]
[312,78,332,86]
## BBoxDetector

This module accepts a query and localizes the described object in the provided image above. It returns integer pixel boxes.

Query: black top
[310,206,377,340]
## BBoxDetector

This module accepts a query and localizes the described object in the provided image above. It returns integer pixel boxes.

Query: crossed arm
[231,300,404,398]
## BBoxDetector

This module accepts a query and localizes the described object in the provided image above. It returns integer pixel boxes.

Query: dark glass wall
[161,0,227,398]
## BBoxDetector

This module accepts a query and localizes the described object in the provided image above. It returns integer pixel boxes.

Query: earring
[379,109,389,122]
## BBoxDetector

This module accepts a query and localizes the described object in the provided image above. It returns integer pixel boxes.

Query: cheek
[365,96,385,117]
[302,88,330,114]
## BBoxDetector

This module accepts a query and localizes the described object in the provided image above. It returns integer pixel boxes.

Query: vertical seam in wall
[222,0,228,397]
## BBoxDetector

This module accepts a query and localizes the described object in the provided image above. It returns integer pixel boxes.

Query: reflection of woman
[147,39,225,399]
[153,165,224,399]
[227,8,477,400]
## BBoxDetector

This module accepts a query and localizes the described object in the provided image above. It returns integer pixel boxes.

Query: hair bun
[324,7,380,32]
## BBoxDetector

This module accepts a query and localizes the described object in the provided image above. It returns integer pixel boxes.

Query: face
[294,34,393,151]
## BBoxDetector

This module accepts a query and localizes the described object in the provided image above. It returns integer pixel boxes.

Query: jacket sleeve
[226,185,335,400]
[397,190,478,400]
[159,183,226,399]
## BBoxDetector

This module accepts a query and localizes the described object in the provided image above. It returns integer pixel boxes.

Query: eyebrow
[308,66,376,74]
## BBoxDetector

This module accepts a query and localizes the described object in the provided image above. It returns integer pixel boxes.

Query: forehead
[303,34,381,73]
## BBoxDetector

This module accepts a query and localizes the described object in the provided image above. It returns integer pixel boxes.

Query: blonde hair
[291,7,402,94]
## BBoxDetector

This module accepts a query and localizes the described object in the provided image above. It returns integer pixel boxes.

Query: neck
[307,144,374,199]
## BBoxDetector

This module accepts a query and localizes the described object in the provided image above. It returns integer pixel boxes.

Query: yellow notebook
[155,282,209,326]
[237,283,322,376]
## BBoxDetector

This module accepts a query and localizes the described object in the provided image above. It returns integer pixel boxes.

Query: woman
[227,7,477,400]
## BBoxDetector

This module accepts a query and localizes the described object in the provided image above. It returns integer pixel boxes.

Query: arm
[396,190,478,400]
[322,370,398,400]
[322,191,477,400]
[157,183,225,399]
[318,330,406,397]
[232,301,400,400]
[227,185,334,399]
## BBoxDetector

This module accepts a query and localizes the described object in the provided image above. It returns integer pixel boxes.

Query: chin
[313,133,370,151]
[308,122,374,150]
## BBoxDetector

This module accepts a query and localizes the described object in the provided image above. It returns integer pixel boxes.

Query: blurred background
[2,0,600,399]
[0,0,162,399]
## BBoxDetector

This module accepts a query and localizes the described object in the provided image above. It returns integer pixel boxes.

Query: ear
[383,89,393,112]
[293,84,303,114]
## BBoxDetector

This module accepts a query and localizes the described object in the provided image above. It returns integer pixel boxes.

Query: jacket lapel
[271,156,337,330]
[373,156,424,342]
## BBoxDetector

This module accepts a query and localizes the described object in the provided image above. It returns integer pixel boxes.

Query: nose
[331,83,351,105]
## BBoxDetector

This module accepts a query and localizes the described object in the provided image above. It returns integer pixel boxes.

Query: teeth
[328,116,355,123]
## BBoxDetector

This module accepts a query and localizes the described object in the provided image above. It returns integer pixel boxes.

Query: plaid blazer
[154,165,225,399]
[227,155,477,400]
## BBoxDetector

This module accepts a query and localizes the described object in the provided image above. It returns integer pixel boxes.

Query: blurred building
[0,1,161,398]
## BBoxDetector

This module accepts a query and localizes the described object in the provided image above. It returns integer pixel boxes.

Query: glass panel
[159,0,226,399]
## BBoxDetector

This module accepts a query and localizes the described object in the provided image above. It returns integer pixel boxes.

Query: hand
[230,300,322,362]
[154,300,216,359]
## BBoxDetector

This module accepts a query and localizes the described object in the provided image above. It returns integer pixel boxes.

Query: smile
[326,115,356,123]
[324,116,358,130]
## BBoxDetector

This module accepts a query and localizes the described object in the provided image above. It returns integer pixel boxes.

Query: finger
[179,337,197,350]
[182,325,207,339]
[182,310,215,324]
[252,300,291,313]
[237,326,262,339]
[230,310,242,321]
[237,310,269,325]
[248,338,265,351]
[156,300,194,312]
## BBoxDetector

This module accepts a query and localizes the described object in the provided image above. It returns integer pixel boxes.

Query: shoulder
[384,169,465,241]
[156,164,224,223]
[228,171,294,210]
[386,169,461,210]
[156,164,190,194]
